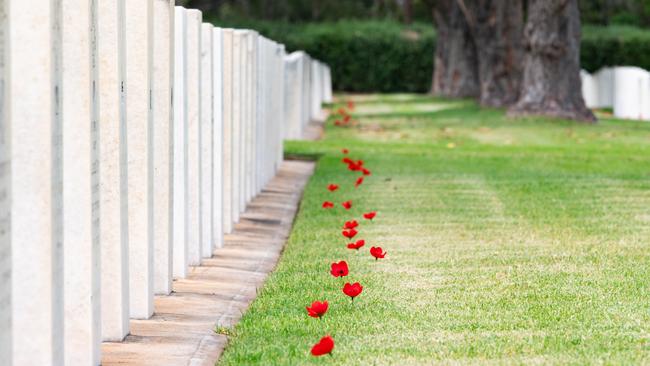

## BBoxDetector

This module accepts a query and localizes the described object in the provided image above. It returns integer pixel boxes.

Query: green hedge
[209,19,650,93]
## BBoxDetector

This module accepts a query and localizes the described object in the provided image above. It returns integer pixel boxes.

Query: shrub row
[210,19,650,93]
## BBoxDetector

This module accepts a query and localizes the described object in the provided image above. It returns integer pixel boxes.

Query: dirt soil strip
[101,160,315,366]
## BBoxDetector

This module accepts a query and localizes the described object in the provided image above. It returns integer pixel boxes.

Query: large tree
[430,0,480,98]
[508,0,595,122]
[457,0,524,107]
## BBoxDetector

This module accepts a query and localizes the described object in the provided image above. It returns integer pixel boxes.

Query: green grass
[218,95,650,365]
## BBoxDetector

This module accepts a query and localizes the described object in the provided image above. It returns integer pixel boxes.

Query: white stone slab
[284,53,303,139]
[125,0,154,320]
[61,0,100,364]
[581,70,598,109]
[238,31,248,212]
[244,33,253,203]
[98,0,130,341]
[231,31,243,222]
[200,22,213,259]
[613,66,650,121]
[7,0,64,363]
[596,67,614,109]
[212,28,224,249]
[221,29,234,234]
[152,0,174,294]
[310,59,322,121]
[0,0,9,362]
[323,65,333,103]
[275,44,287,170]
[185,9,202,265]
[172,6,188,279]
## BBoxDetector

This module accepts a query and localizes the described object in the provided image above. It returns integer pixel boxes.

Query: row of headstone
[283,51,332,139]
[581,66,650,120]
[0,1,332,365]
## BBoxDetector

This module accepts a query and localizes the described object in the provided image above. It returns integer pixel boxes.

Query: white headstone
[152,0,174,294]
[172,6,188,278]
[125,0,154,320]
[231,31,243,223]
[200,23,213,259]
[580,70,598,109]
[613,66,650,121]
[61,0,101,364]
[323,65,333,103]
[0,0,9,361]
[212,28,224,249]
[185,9,202,265]
[595,67,614,109]
[283,52,303,139]
[7,0,64,363]
[221,29,234,234]
[238,31,248,212]
[98,0,130,341]
[245,32,257,204]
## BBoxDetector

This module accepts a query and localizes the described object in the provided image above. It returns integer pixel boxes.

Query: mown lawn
[218,95,650,365]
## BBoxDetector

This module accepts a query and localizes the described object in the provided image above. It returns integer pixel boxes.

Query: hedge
[209,19,650,93]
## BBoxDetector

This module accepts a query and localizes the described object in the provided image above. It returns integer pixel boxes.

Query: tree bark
[431,0,480,98]
[508,0,596,122]
[458,0,524,107]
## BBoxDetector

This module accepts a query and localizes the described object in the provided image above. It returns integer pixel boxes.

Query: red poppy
[355,176,364,188]
[342,228,358,239]
[347,239,365,250]
[343,115,351,123]
[337,107,347,116]
[334,120,342,126]
[342,200,352,210]
[330,261,349,277]
[363,211,376,220]
[362,168,371,176]
[342,157,354,164]
[311,335,334,356]
[322,201,334,209]
[343,220,359,229]
[342,148,349,154]
[347,101,355,110]
[370,246,387,260]
[306,300,328,318]
[347,160,363,171]
[342,282,363,300]
[327,183,339,192]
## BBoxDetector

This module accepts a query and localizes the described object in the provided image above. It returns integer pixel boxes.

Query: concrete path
[101,160,315,365]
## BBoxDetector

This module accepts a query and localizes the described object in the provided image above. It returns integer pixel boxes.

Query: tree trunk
[508,0,596,122]
[431,0,480,98]
[458,0,524,107]
[403,0,413,24]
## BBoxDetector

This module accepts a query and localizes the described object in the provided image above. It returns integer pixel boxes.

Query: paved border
[101,160,315,365]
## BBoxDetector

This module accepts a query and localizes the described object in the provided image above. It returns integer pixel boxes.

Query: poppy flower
[311,335,334,356]
[342,282,363,301]
[342,200,352,210]
[342,228,358,239]
[362,168,371,176]
[343,220,358,229]
[342,157,354,164]
[363,211,376,220]
[342,148,349,154]
[347,239,365,250]
[330,261,349,277]
[337,107,346,116]
[322,201,334,209]
[370,246,386,260]
[347,160,363,171]
[306,300,328,318]
[334,120,342,126]
[355,176,364,188]
[343,115,351,123]
[347,101,355,110]
[327,184,339,192]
